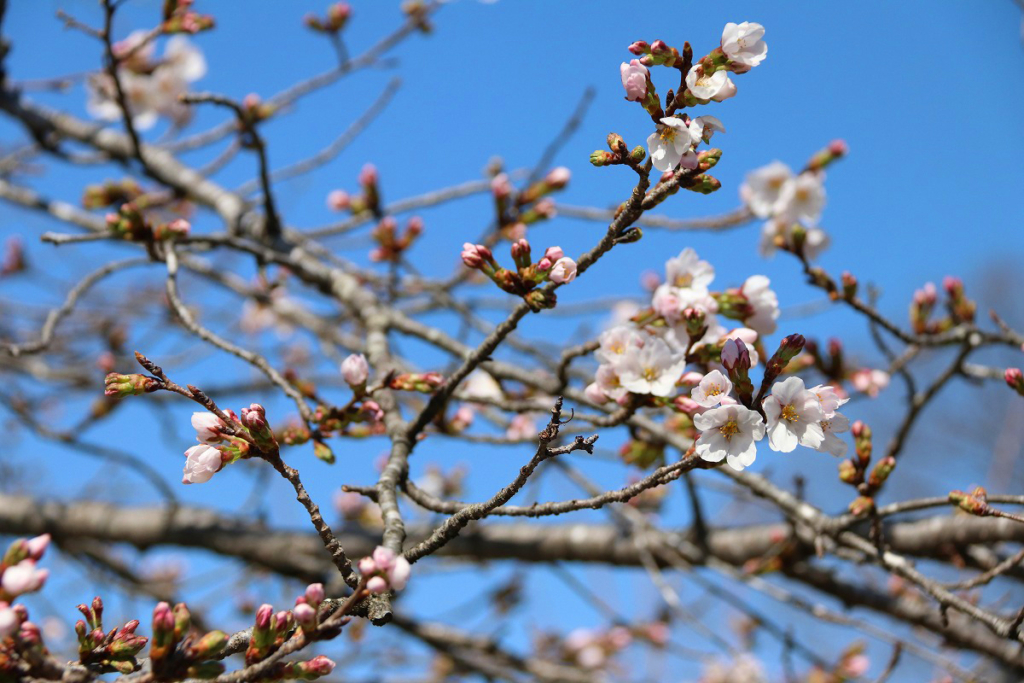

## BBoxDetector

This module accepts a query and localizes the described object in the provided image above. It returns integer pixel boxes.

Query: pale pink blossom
[620,59,649,101]
[191,412,226,444]
[712,75,737,101]
[775,173,826,224]
[809,383,849,417]
[689,115,726,144]
[25,534,50,561]
[691,369,733,407]
[818,411,851,457]
[545,167,571,188]
[182,444,223,484]
[341,353,369,386]
[1,560,48,596]
[326,190,350,211]
[596,327,645,367]
[851,368,890,397]
[549,257,577,284]
[506,413,537,440]
[763,376,825,452]
[665,247,715,290]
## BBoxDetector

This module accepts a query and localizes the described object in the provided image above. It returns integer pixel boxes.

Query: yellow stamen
[719,421,739,440]
[781,405,799,422]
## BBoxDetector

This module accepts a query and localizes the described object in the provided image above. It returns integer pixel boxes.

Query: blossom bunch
[461,239,577,311]
[742,140,847,261]
[87,31,207,130]
[490,167,569,241]
[358,546,411,594]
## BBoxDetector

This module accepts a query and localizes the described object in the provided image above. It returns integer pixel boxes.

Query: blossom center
[674,274,693,287]
[642,366,658,381]
[780,404,799,422]
[658,127,678,143]
[719,420,739,440]
[706,384,722,397]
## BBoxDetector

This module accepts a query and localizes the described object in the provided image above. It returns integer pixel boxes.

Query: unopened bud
[1006,368,1024,396]
[188,630,227,660]
[848,496,875,516]
[629,145,647,163]
[104,372,159,397]
[868,456,896,488]
[590,150,618,167]
[313,440,336,465]
[841,271,858,300]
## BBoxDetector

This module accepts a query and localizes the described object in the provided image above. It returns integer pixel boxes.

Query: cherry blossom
[818,411,851,457]
[665,247,715,290]
[647,117,698,172]
[617,337,686,397]
[693,404,766,471]
[763,376,825,452]
[341,353,369,386]
[741,275,779,336]
[851,368,890,397]
[721,22,768,68]
[740,161,793,218]
[182,444,224,484]
[191,412,227,444]
[549,257,578,283]
[691,369,733,407]
[712,75,737,101]
[360,546,411,593]
[759,217,831,260]
[620,59,649,101]
[775,173,826,223]
[595,326,645,366]
[1,560,49,596]
[690,115,726,144]
[685,63,729,100]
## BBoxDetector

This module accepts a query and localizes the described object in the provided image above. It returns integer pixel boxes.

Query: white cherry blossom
[693,404,766,471]
[595,326,645,366]
[721,22,768,68]
[685,63,729,100]
[182,444,224,484]
[665,247,715,290]
[647,117,698,172]
[809,383,849,417]
[740,161,793,218]
[763,376,825,452]
[818,411,851,457]
[741,275,779,336]
[617,337,686,397]
[775,173,826,223]
[691,369,733,407]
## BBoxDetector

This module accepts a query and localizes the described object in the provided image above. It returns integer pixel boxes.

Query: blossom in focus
[740,161,793,218]
[693,404,766,471]
[647,117,698,172]
[712,75,737,101]
[620,59,649,101]
[851,368,890,397]
[741,275,779,336]
[617,336,686,397]
[690,115,726,145]
[685,63,729,100]
[762,376,825,452]
[818,410,851,457]
[341,353,369,386]
[549,257,578,284]
[691,369,733,407]
[809,383,849,417]
[182,444,224,484]
[721,22,768,68]
[192,411,227,444]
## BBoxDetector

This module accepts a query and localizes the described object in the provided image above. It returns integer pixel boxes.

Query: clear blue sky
[3,1,1024,680]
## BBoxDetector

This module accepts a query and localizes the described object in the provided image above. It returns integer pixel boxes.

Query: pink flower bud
[406,216,424,237]
[533,198,556,218]
[358,557,376,575]
[372,546,397,571]
[627,40,649,55]
[305,655,336,676]
[620,59,649,102]
[584,382,609,404]
[1006,368,1024,394]
[1,560,48,596]
[358,163,378,187]
[387,555,411,591]
[25,534,50,561]
[292,602,316,628]
[366,576,388,594]
[305,583,325,606]
[360,400,384,423]
[543,246,564,262]
[829,139,848,156]
[191,412,226,444]
[545,166,571,189]
[326,190,350,211]
[549,257,577,284]
[341,353,369,386]
[182,444,224,484]
[461,243,492,269]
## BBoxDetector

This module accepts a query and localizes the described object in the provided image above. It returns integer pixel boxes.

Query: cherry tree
[1,3,1023,682]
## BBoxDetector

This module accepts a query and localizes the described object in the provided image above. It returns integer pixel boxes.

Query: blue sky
[3,1,1024,680]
